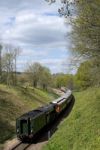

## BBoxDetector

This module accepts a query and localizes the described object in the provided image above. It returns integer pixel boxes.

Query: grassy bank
[0,84,56,146]
[43,87,100,150]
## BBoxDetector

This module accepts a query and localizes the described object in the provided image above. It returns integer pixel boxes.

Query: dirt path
[4,138,20,150]
[4,136,48,150]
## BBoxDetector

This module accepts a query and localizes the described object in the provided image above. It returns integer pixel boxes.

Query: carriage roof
[52,90,72,104]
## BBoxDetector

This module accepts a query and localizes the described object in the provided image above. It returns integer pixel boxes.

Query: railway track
[5,98,75,150]
[11,142,32,150]
[10,139,47,150]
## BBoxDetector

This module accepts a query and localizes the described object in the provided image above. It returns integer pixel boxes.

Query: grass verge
[43,87,100,150]
[0,84,56,147]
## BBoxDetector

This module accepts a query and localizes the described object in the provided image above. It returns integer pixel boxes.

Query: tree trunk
[33,81,37,88]
[0,46,2,82]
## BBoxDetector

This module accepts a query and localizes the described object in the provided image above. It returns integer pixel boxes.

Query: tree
[18,73,29,87]
[71,0,100,86]
[74,61,92,90]
[39,66,52,90]
[45,0,76,17]
[26,63,52,89]
[72,0,100,57]
[2,44,20,86]
[73,59,100,90]
[0,44,2,82]
[13,47,20,85]
[26,62,42,87]
[46,0,100,58]
[54,73,74,89]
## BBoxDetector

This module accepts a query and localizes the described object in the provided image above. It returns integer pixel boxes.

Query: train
[16,90,74,141]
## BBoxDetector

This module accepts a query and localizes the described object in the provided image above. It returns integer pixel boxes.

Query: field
[0,84,58,148]
[43,87,100,150]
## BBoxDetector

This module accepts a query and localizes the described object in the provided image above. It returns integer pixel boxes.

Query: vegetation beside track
[43,87,100,150]
[0,84,57,147]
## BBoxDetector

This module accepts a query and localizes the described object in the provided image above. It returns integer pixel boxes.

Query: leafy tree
[17,73,29,87]
[39,66,52,90]
[73,59,100,90]
[72,0,100,57]
[26,62,42,88]
[26,62,52,89]
[54,73,74,89]
[74,61,92,90]
[71,0,100,87]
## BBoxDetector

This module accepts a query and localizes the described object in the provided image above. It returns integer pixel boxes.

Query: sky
[0,0,74,74]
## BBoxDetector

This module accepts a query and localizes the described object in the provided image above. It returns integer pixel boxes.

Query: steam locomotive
[16,90,74,141]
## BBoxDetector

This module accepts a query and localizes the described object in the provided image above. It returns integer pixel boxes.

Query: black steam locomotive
[16,90,74,141]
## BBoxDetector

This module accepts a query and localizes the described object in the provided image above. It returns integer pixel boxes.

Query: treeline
[0,42,90,91]
[53,59,100,91]
[0,44,53,90]
[0,42,98,91]
[0,44,74,91]
[19,62,53,90]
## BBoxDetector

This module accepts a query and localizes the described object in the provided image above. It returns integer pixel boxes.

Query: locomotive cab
[16,117,32,139]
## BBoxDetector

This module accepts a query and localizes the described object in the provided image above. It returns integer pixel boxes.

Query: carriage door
[46,112,50,124]
[21,119,29,135]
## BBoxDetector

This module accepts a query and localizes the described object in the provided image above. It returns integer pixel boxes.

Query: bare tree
[2,44,20,86]
[13,47,20,85]
[45,0,76,17]
[0,44,2,82]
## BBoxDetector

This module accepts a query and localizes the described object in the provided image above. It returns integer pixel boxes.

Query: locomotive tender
[16,90,74,141]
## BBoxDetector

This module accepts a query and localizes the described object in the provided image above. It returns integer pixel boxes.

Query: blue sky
[0,0,74,74]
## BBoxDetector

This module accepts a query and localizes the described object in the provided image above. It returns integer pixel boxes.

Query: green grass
[43,87,100,150]
[0,84,56,147]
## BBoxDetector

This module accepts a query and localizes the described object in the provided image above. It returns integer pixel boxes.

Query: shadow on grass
[15,86,47,105]
[0,119,15,144]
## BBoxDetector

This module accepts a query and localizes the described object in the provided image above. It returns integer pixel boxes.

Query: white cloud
[2,11,69,48]
[20,49,48,57]
[0,0,73,73]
